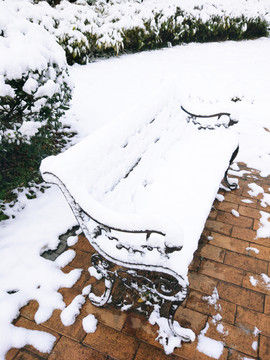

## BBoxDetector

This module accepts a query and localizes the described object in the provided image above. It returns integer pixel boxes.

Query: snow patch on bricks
[149,305,195,354]
[197,323,224,359]
[249,276,258,287]
[82,314,98,333]
[257,211,270,238]
[241,199,254,204]
[216,194,225,202]
[231,209,239,217]
[246,247,259,254]
[203,287,221,311]
[60,285,92,327]
[248,183,264,197]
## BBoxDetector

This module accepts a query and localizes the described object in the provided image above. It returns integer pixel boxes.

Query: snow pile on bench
[41,99,238,279]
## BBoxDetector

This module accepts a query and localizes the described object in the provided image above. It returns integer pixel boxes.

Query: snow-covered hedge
[0,1,73,209]
[0,2,72,147]
[11,0,270,65]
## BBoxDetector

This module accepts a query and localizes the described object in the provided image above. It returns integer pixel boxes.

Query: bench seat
[40,100,239,346]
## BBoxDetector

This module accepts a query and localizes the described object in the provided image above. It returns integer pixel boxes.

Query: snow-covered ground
[1,37,270,358]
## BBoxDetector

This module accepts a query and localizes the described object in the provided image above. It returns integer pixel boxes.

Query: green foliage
[0,44,72,219]
[57,31,95,65]
[0,124,74,219]
[0,68,71,141]
[0,68,72,217]
[33,0,76,6]
[55,6,269,65]
[104,12,268,56]
[33,0,97,7]
[19,1,269,65]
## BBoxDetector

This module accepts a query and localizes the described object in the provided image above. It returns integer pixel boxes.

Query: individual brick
[251,235,270,247]
[188,272,218,295]
[238,205,261,220]
[244,243,270,261]
[134,341,183,360]
[83,323,139,360]
[81,301,128,331]
[122,312,160,348]
[48,336,106,360]
[217,281,264,312]
[217,201,239,213]
[68,250,92,271]
[239,197,258,209]
[205,220,232,236]
[195,243,225,263]
[71,234,93,253]
[199,259,244,286]
[231,226,256,242]
[217,211,253,229]
[224,192,257,206]
[224,251,268,274]
[175,307,207,335]
[235,306,270,337]
[259,335,270,360]
[222,192,241,204]
[58,286,83,307]
[186,289,236,324]
[208,232,249,254]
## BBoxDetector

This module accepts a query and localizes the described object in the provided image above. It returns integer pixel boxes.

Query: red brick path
[6,163,270,360]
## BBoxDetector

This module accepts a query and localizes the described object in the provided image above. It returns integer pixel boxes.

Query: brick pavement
[6,163,270,360]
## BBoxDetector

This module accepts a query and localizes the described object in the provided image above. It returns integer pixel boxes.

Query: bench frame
[42,106,239,344]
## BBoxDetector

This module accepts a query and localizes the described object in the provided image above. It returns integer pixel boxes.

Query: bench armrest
[42,169,184,249]
[181,105,238,129]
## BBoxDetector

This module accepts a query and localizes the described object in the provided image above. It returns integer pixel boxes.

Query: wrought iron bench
[40,101,239,350]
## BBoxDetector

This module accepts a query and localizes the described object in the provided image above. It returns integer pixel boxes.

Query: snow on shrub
[0,1,73,214]
[0,1,72,147]
[12,0,270,65]
[10,0,99,65]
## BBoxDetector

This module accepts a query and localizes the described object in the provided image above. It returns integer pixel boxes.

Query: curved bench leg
[168,301,195,342]
[89,278,114,307]
[88,253,115,307]
[223,145,239,190]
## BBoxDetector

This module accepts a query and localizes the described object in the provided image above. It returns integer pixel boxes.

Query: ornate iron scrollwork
[91,224,182,259]
[223,145,239,190]
[181,105,238,130]
[181,106,239,190]
[89,252,187,302]
[88,251,189,339]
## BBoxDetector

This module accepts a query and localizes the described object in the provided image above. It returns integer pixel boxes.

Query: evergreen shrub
[52,1,269,64]
[0,3,73,215]
[12,1,269,65]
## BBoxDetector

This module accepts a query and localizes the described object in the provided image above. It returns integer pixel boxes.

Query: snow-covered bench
[40,101,239,345]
